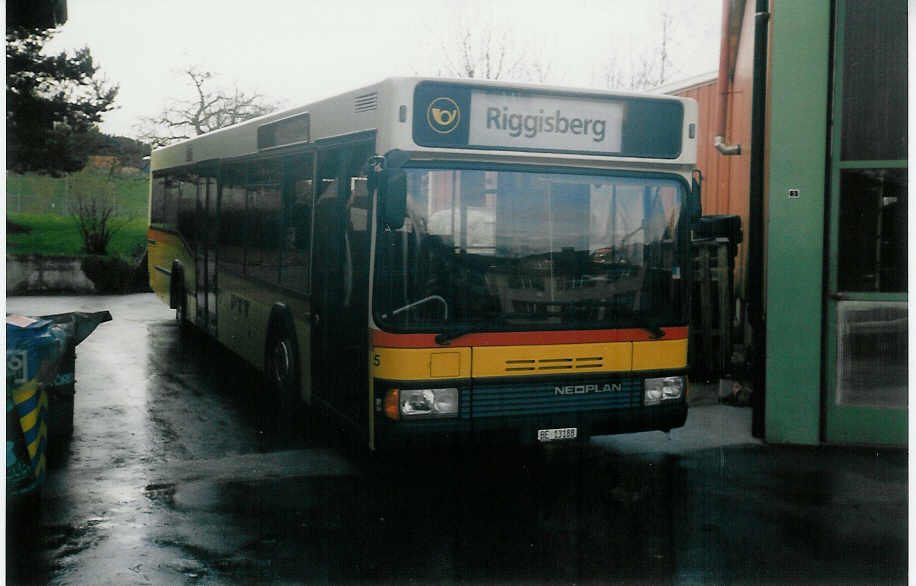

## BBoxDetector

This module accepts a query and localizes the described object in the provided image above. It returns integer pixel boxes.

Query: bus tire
[173,285,189,331]
[266,320,301,437]
[170,264,189,330]
[175,290,187,325]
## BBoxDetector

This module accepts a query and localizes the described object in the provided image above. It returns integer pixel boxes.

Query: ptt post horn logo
[426,97,461,134]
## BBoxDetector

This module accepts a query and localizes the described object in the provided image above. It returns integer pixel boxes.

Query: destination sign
[469,91,622,152]
[413,81,683,159]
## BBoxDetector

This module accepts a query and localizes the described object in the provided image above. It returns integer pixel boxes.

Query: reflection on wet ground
[6,295,908,585]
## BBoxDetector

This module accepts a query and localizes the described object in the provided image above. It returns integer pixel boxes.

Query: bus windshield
[373,167,687,335]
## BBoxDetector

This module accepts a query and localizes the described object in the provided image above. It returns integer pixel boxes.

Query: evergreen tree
[6,27,119,175]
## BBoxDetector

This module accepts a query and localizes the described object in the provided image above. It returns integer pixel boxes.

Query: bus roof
[150,77,697,172]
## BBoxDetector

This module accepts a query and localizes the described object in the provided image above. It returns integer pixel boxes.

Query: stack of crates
[691,215,742,379]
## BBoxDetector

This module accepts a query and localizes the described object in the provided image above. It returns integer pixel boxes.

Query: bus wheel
[267,324,300,437]
[170,266,189,331]
[173,286,189,332]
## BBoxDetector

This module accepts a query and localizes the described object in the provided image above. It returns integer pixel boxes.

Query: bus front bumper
[374,402,688,449]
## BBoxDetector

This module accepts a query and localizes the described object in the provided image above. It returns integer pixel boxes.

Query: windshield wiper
[434,318,509,346]
[434,327,477,346]
[383,295,448,320]
[625,313,666,339]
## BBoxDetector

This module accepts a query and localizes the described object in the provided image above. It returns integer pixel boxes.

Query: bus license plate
[537,427,577,442]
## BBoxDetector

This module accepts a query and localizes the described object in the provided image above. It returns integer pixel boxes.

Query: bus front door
[312,146,372,435]
[195,175,218,336]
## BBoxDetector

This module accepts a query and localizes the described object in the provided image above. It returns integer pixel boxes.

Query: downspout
[748,0,770,438]
[715,0,742,156]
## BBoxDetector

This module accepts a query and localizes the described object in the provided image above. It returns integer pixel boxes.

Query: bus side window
[314,177,340,295]
[313,147,343,315]
[245,188,262,272]
[264,186,283,282]
[246,160,282,284]
[344,158,371,311]
[150,176,166,225]
[219,164,246,273]
[281,154,314,294]
[164,176,180,229]
[177,174,198,245]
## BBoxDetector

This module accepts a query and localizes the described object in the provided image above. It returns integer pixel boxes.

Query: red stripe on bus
[371,327,688,348]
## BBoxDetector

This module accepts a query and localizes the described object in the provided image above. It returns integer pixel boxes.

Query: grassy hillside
[7,213,148,258]
[6,170,150,258]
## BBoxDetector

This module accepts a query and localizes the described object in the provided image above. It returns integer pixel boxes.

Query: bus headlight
[644,376,684,406]
[385,388,459,419]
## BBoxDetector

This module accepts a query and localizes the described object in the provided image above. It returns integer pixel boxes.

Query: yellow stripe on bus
[373,338,687,381]
[147,228,194,306]
[372,347,472,381]
[472,342,633,377]
[632,338,688,370]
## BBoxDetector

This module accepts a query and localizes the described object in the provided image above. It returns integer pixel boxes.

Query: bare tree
[137,67,279,147]
[68,161,131,255]
[604,46,664,91]
[656,6,677,87]
[602,2,682,91]
[527,59,554,84]
[440,26,522,80]
[434,18,555,84]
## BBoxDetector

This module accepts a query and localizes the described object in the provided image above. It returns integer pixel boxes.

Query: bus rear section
[369,164,691,448]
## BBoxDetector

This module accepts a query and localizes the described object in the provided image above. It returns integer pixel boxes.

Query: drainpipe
[748,0,770,438]
[715,0,742,156]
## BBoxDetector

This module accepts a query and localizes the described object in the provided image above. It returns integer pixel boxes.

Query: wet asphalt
[5,293,908,585]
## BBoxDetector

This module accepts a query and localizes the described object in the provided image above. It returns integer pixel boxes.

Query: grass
[6,170,150,258]
[7,213,148,259]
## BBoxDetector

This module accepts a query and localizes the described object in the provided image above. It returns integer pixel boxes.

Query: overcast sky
[46,0,721,138]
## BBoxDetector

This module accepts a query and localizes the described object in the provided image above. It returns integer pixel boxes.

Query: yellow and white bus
[148,77,700,449]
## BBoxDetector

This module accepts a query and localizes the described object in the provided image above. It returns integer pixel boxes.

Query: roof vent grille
[354,92,378,113]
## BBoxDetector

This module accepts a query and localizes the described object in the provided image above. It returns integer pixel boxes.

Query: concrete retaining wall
[7,255,97,294]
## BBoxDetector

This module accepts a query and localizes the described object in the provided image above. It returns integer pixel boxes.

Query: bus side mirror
[379,169,406,230]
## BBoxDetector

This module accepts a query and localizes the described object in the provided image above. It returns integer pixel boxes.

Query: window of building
[836,0,907,294]
[828,0,908,422]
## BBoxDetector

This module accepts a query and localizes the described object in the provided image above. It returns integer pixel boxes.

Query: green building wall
[764,1,832,444]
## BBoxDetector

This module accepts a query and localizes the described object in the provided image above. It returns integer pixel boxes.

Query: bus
[148,77,700,450]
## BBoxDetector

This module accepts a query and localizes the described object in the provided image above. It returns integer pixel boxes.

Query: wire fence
[7,173,149,218]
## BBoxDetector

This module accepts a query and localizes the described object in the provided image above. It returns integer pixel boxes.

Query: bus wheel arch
[265,304,302,434]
